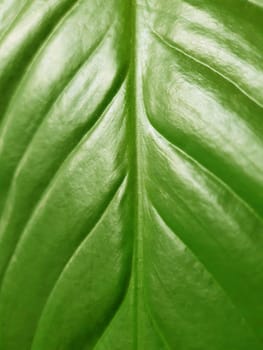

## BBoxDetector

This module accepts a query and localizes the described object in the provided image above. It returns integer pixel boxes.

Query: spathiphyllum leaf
[0,0,263,349]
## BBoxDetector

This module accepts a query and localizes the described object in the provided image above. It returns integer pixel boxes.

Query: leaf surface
[0,0,263,349]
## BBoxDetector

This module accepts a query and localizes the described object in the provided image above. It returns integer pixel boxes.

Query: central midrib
[128,1,145,349]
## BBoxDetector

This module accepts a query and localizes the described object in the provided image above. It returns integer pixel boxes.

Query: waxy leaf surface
[0,0,263,349]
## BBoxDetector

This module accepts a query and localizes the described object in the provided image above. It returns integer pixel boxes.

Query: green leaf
[0,0,263,349]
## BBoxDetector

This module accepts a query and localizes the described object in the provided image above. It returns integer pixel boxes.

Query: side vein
[0,20,116,224]
[31,176,128,348]
[141,91,263,223]
[0,77,127,286]
[151,28,263,110]
[151,203,262,346]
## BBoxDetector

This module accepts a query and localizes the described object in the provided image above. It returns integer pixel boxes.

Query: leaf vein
[31,176,128,348]
[151,29,263,110]
[0,0,81,127]
[0,1,30,43]
[141,89,263,223]
[0,76,127,287]
[151,203,262,346]
[0,21,117,221]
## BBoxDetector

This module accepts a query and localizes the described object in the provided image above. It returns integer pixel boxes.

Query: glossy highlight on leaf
[0,0,263,349]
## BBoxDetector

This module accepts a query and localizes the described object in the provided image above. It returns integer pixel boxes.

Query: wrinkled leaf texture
[0,0,263,349]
